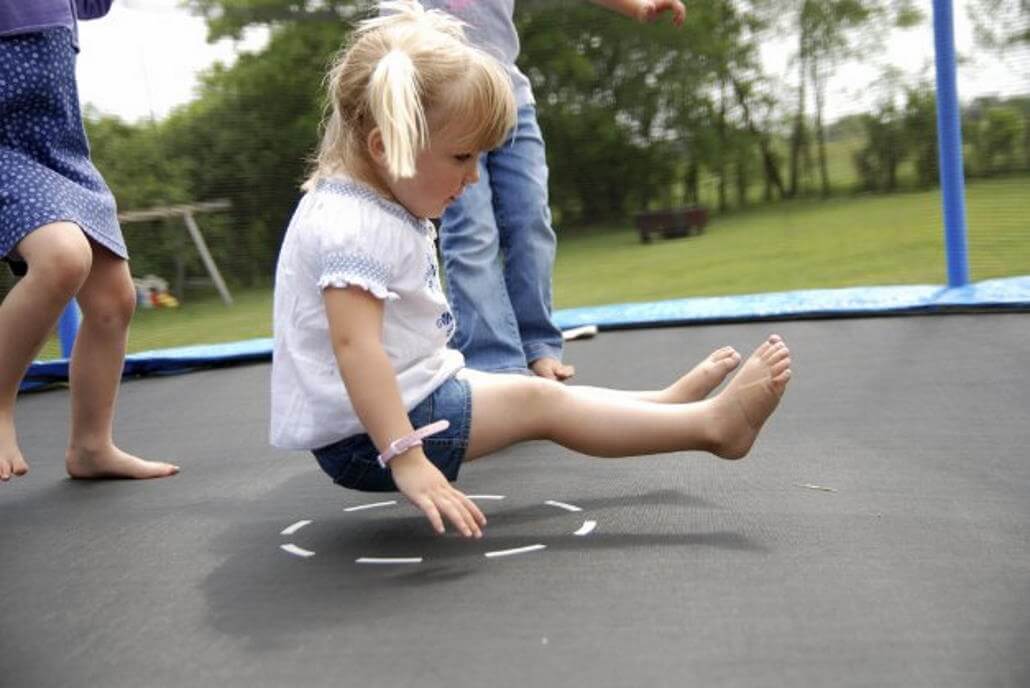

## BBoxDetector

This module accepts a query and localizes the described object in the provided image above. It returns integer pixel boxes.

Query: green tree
[853,69,907,192]
[186,0,362,40]
[969,0,1030,51]
[517,3,720,223]
[162,15,351,285]
[85,110,195,282]
[978,107,1024,174]
[85,109,192,211]
[783,0,922,198]
[901,84,938,188]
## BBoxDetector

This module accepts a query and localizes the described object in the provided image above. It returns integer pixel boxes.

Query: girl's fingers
[410,483,487,537]
[449,494,481,537]
[418,498,446,534]
[440,497,474,537]
[457,491,487,527]
[428,491,470,537]
[446,491,484,538]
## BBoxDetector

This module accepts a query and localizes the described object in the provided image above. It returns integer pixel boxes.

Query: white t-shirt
[270,177,464,450]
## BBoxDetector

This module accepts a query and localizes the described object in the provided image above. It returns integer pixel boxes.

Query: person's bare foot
[707,335,791,460]
[530,356,575,381]
[1,422,30,481]
[662,346,741,402]
[66,444,179,480]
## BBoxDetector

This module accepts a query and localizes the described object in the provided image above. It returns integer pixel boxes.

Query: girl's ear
[366,127,386,167]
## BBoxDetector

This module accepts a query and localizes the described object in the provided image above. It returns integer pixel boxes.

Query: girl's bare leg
[0,224,93,481]
[570,345,742,404]
[464,336,790,461]
[64,243,179,479]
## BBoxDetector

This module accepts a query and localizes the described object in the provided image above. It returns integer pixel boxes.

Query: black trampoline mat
[2,313,1028,688]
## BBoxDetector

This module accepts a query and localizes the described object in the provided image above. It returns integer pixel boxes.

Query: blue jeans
[440,104,563,374]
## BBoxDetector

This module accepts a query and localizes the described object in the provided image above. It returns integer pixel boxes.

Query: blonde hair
[306,0,517,187]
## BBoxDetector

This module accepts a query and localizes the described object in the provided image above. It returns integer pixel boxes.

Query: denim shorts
[312,376,472,492]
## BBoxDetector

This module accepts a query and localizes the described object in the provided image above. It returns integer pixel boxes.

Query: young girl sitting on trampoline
[270,0,792,538]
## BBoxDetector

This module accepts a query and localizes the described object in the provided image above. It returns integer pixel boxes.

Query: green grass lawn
[34,175,1029,360]
[555,175,1030,307]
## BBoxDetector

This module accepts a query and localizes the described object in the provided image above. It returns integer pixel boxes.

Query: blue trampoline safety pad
[21,275,1030,391]
[22,338,273,392]
[553,275,1030,330]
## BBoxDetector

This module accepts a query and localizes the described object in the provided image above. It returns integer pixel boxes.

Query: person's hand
[530,356,575,382]
[637,0,686,26]
[390,451,486,537]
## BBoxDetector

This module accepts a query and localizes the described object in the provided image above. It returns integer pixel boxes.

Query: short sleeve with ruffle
[318,248,398,301]
[306,180,423,302]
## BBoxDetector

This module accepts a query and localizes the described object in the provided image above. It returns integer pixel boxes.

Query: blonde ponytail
[368,49,427,179]
[305,1,516,191]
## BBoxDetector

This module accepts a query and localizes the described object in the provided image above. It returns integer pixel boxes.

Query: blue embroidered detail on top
[316,177,431,235]
[424,257,439,292]
[321,251,392,293]
[436,311,455,339]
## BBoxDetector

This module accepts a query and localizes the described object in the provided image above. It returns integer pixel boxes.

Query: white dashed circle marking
[278,495,597,563]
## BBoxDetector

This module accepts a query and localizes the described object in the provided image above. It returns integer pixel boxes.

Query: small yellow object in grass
[795,483,837,493]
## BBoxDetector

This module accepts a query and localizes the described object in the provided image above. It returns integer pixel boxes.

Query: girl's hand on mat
[391,452,486,538]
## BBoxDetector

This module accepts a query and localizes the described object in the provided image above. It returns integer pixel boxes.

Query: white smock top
[270,177,464,450]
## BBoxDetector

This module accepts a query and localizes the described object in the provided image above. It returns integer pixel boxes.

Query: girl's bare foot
[662,346,741,402]
[66,444,179,480]
[530,356,575,382]
[708,335,791,460]
[1,424,29,481]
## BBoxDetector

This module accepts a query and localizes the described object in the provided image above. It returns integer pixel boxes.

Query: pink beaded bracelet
[377,420,451,468]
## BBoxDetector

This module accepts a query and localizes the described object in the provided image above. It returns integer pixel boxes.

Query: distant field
[554,175,1030,307]
[32,175,1029,359]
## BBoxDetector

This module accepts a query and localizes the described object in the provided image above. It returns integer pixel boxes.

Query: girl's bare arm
[324,286,485,537]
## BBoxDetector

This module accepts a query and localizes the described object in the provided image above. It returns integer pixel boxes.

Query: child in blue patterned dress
[270,0,791,537]
[0,0,179,482]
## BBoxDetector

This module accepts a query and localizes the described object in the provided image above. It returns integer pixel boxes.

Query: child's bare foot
[66,444,179,480]
[1,425,30,481]
[530,356,575,382]
[707,335,791,460]
[662,346,741,402]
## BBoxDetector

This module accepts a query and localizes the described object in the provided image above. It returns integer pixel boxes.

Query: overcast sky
[76,0,1028,124]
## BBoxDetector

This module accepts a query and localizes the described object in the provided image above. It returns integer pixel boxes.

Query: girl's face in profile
[375,121,482,220]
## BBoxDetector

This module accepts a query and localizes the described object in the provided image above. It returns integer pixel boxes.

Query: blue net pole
[932,0,971,287]
[57,299,81,358]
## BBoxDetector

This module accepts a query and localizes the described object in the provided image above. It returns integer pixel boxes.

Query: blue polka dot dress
[0,27,126,276]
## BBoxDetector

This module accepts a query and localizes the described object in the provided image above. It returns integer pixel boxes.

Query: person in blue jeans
[421,0,686,380]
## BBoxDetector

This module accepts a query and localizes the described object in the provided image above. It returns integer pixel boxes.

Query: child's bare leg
[0,224,93,481]
[569,346,742,404]
[64,244,179,479]
[464,336,790,461]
